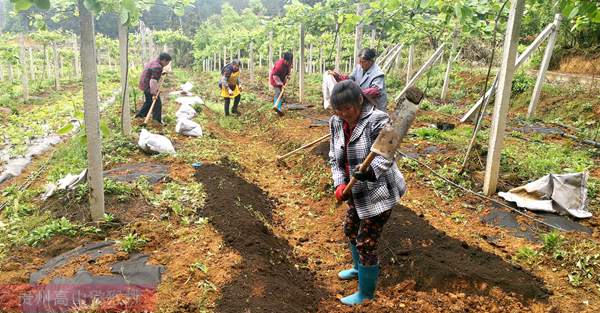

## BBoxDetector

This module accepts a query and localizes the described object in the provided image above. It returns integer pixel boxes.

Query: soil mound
[195,164,326,313]
[379,205,549,301]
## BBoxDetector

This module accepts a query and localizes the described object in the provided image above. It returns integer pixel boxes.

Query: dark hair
[358,48,376,62]
[231,59,241,66]
[159,53,172,62]
[283,52,293,63]
[331,80,363,110]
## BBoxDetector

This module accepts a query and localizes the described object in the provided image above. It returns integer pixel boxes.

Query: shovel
[143,75,166,125]
[340,87,424,199]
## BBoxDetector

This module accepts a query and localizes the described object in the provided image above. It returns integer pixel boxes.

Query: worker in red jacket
[269,52,293,116]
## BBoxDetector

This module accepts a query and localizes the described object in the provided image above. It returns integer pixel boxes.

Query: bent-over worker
[219,59,243,116]
[269,52,293,116]
[136,53,172,124]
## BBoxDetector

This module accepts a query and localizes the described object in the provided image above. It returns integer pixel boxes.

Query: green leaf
[14,0,33,12]
[120,10,130,25]
[100,121,110,138]
[57,123,74,135]
[83,0,101,13]
[33,0,50,10]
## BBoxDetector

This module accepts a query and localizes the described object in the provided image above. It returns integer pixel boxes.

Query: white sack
[322,71,337,110]
[176,96,203,107]
[499,172,591,218]
[181,82,194,92]
[176,118,203,137]
[175,103,197,120]
[138,129,176,154]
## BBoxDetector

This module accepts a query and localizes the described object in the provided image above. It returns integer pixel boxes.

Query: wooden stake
[483,0,525,196]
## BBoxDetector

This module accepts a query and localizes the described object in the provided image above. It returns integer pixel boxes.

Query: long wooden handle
[276,134,331,161]
[342,151,377,197]
[143,76,165,124]
[143,91,161,124]
[273,84,286,108]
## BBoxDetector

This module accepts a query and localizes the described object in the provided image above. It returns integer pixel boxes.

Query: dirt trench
[194,162,327,313]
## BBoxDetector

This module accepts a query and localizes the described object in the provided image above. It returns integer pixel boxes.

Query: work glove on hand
[335,184,350,202]
[353,165,377,182]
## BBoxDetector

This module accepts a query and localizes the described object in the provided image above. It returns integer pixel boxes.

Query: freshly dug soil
[378,205,549,301]
[195,164,326,313]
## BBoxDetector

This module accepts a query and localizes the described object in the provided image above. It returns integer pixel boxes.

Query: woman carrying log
[328,80,406,306]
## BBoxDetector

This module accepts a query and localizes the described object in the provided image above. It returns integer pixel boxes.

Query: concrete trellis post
[319,47,323,73]
[441,34,459,100]
[528,14,562,118]
[28,47,35,80]
[8,63,14,82]
[268,31,274,68]
[18,34,29,101]
[461,20,557,122]
[249,42,255,82]
[483,0,525,196]
[73,38,80,78]
[0,63,4,81]
[335,25,341,71]
[353,3,364,69]
[406,44,414,84]
[52,42,60,90]
[299,23,305,104]
[370,29,376,48]
[44,46,52,80]
[308,44,313,74]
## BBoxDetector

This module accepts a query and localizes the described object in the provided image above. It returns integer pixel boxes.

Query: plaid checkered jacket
[329,105,406,219]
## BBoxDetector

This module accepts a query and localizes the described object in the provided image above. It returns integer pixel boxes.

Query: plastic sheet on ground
[175,102,198,120]
[498,172,591,218]
[27,241,163,313]
[138,129,176,154]
[176,118,203,137]
[41,169,88,200]
[322,71,337,110]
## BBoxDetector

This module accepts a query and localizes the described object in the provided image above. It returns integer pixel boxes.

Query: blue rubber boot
[340,262,379,306]
[337,243,359,280]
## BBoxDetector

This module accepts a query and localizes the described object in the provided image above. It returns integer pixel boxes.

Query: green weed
[117,233,147,253]
[514,246,539,265]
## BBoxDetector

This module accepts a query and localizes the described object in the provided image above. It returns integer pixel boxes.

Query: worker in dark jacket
[220,59,243,116]
[136,53,171,123]
[331,48,388,111]
[269,52,293,116]
[329,80,406,306]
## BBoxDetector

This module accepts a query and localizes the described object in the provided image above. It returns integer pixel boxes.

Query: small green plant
[104,179,134,201]
[190,261,208,274]
[117,233,147,253]
[511,71,534,95]
[515,246,539,265]
[102,213,115,223]
[541,230,564,252]
[413,127,443,140]
[26,217,79,246]
[449,212,466,224]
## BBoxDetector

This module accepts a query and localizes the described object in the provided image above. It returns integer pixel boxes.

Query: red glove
[362,87,381,97]
[335,184,350,202]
